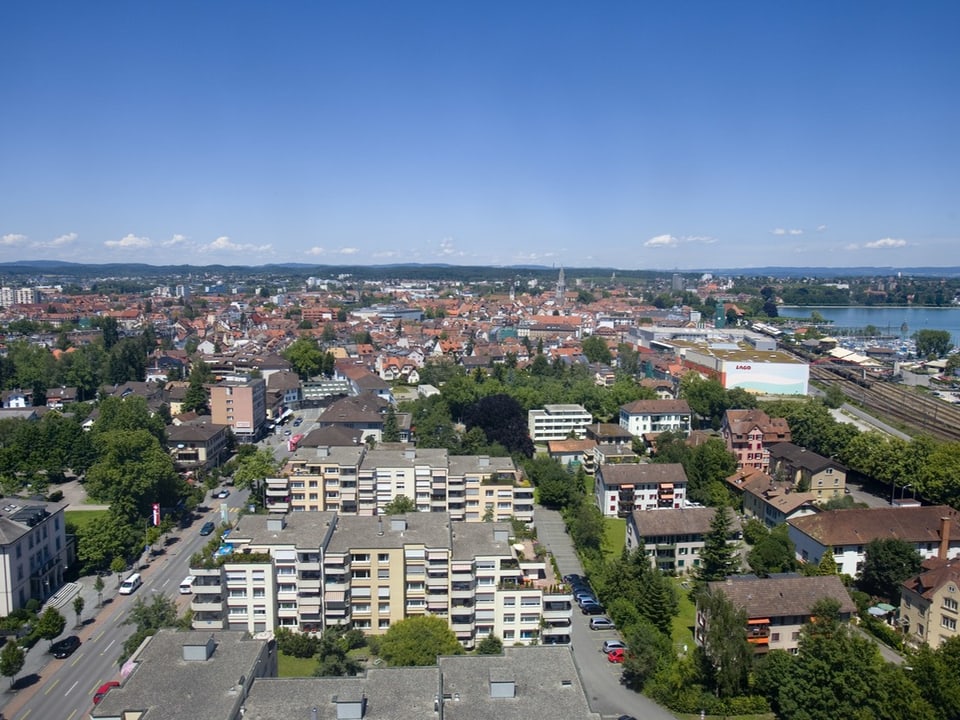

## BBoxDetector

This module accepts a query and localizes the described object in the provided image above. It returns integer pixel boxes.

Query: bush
[275,627,319,659]
[46,490,64,503]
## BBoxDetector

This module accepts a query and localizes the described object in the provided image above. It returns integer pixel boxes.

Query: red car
[94,681,120,705]
[607,648,625,663]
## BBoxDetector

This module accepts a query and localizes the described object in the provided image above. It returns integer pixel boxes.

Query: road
[2,490,248,720]
[535,507,678,720]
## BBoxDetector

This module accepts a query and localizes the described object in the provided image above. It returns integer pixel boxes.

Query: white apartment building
[279,446,533,522]
[594,462,688,517]
[528,404,593,443]
[618,399,692,437]
[190,512,572,649]
[0,501,70,615]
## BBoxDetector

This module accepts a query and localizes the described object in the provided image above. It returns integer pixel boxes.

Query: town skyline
[2,3,959,270]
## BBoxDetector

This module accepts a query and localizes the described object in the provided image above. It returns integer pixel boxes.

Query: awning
[659,483,674,490]
[324,590,346,602]
[619,484,635,490]
[748,618,770,625]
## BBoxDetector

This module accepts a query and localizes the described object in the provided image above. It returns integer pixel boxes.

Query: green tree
[695,586,752,699]
[383,494,416,515]
[859,538,921,602]
[914,329,953,359]
[283,336,325,380]
[181,370,210,414]
[581,335,613,365]
[747,524,798,577]
[524,456,580,509]
[696,507,739,583]
[93,395,167,445]
[121,594,180,662]
[475,633,503,655]
[379,615,463,666]
[36,605,67,648]
[94,575,105,608]
[462,394,533,457]
[382,406,401,442]
[823,383,846,409]
[0,639,25,688]
[110,556,128,586]
[313,626,362,677]
[72,595,85,628]
[233,448,280,494]
[620,618,671,690]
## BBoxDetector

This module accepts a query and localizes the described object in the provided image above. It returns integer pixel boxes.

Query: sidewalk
[0,571,124,718]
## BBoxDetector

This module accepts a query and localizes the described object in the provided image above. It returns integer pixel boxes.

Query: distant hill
[1,260,958,279]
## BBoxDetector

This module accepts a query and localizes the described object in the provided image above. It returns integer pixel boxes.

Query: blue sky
[1,2,958,270]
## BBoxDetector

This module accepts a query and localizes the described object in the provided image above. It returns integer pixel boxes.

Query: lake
[777,306,960,347]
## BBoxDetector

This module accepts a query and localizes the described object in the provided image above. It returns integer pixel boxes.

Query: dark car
[200,521,216,536]
[581,602,604,615]
[293,417,303,426]
[50,635,81,658]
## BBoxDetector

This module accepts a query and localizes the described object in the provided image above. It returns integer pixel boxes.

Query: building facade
[618,399,692,437]
[594,463,688,517]
[625,507,741,575]
[721,409,792,473]
[209,375,266,442]
[0,501,70,614]
[527,404,593,443]
[900,557,960,649]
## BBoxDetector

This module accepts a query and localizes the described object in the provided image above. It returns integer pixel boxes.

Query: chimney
[940,516,952,560]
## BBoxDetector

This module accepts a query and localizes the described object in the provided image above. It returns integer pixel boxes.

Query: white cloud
[161,233,188,247]
[304,246,325,256]
[104,233,152,249]
[50,232,78,246]
[864,237,907,249]
[199,236,273,253]
[772,228,803,236]
[1,233,28,246]
[645,234,680,247]
[816,224,828,232]
[439,237,459,256]
[644,234,715,248]
[338,247,359,255]
[844,243,860,251]
[789,229,803,236]
[772,228,787,236]
[373,250,400,258]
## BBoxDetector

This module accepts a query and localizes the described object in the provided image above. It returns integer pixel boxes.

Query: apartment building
[618,398,692,437]
[625,507,741,575]
[0,500,70,614]
[166,422,230,472]
[189,513,571,649]
[788,506,960,577]
[721,409,791,473]
[279,446,533,522]
[767,442,847,501]
[900,556,960,649]
[209,374,267,443]
[594,462,688,517]
[697,575,856,655]
[527,404,592,443]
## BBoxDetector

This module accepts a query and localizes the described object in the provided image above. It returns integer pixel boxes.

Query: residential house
[528,404,592,443]
[618,399,692,437]
[788,506,960,577]
[166,422,230,472]
[209,374,267,443]
[721,409,791,473]
[626,507,741,575]
[767,442,847,501]
[697,575,856,655]
[594,463,688,517]
[900,556,960,648]
[546,438,596,470]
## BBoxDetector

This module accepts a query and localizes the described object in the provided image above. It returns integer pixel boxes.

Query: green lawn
[277,651,318,677]
[602,517,625,559]
[670,577,697,655]
[65,509,109,530]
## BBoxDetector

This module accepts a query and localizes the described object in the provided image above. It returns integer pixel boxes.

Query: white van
[179,575,196,594]
[118,573,142,595]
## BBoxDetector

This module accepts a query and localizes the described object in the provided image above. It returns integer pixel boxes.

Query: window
[944,597,958,612]
[792,631,800,640]
[503,614,516,623]
[771,633,780,642]
[378,553,390,563]
[942,616,957,631]
[378,569,390,579]
[503,597,516,607]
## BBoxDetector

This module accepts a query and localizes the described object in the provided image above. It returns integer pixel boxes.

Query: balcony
[191,616,224,631]
[191,597,224,612]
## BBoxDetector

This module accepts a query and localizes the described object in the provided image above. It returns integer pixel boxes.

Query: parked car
[215,488,230,498]
[602,639,626,653]
[607,648,625,663]
[293,417,303,426]
[562,573,583,585]
[589,617,615,630]
[581,602,604,615]
[94,681,120,704]
[200,521,216,536]
[573,589,596,602]
[50,635,81,658]
[577,595,599,607]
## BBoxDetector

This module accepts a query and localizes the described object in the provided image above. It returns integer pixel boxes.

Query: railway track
[810,365,960,443]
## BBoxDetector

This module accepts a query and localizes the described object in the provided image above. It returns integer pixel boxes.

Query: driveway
[535,507,678,720]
